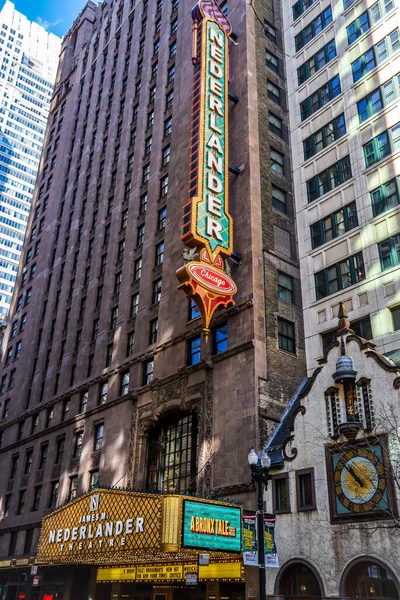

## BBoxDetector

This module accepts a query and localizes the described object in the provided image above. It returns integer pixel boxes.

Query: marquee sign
[36,489,162,565]
[176,0,236,336]
[36,489,242,567]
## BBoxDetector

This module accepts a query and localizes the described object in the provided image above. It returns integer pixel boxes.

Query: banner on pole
[264,516,279,568]
[243,511,258,566]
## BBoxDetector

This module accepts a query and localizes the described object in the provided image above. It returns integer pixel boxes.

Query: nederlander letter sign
[176,1,237,337]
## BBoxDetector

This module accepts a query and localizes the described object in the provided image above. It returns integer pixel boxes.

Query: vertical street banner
[243,512,258,566]
[264,516,279,568]
[176,0,237,337]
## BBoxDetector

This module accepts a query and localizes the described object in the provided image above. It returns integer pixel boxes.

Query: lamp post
[248,447,271,600]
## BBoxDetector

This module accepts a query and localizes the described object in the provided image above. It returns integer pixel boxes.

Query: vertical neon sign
[177,1,236,337]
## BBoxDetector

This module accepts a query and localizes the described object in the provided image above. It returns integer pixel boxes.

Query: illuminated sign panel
[177,1,236,335]
[182,500,241,552]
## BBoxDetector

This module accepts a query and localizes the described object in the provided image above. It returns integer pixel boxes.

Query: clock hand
[345,463,364,488]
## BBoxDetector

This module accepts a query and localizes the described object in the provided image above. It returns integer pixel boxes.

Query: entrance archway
[341,558,399,600]
[275,560,323,599]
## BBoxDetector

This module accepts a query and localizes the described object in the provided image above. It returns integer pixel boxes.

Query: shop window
[147,413,197,494]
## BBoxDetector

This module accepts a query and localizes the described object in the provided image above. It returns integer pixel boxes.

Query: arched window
[146,413,197,494]
[344,561,399,600]
[278,562,322,599]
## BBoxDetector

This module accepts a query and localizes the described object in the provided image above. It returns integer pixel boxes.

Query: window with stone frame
[147,413,198,494]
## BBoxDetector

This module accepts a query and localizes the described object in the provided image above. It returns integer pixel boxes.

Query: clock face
[333,447,388,515]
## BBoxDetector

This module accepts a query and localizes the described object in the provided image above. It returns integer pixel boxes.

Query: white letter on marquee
[208,195,222,217]
[136,517,144,532]
[207,173,222,193]
[125,519,133,535]
[207,152,222,174]
[209,95,223,115]
[207,217,223,241]
[207,134,223,153]
[210,60,223,79]
[209,28,224,47]
[49,531,56,544]
[115,521,124,536]
[210,78,223,97]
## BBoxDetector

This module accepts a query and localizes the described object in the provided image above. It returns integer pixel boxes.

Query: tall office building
[0,1,60,321]
[282,0,400,372]
[0,0,304,597]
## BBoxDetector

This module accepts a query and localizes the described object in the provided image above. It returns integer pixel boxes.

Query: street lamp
[248,447,271,600]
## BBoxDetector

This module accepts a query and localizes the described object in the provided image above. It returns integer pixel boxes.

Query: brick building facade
[0,0,305,597]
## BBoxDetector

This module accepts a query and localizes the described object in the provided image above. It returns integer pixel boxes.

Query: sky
[1,0,91,37]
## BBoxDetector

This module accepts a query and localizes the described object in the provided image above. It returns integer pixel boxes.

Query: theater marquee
[36,489,242,567]
[176,0,236,336]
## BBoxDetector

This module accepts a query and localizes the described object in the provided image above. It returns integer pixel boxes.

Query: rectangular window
[73,431,84,458]
[24,450,33,474]
[48,481,59,508]
[55,438,65,465]
[79,391,88,414]
[352,29,400,82]
[152,278,162,304]
[270,149,284,175]
[303,114,346,160]
[142,359,154,385]
[39,444,48,470]
[160,175,169,198]
[32,486,41,511]
[278,273,294,303]
[45,408,53,429]
[149,318,158,344]
[371,178,400,216]
[295,7,333,51]
[99,382,108,405]
[89,470,99,490]
[134,257,142,280]
[110,306,118,330]
[137,224,145,246]
[106,344,113,367]
[293,0,318,20]
[272,474,290,513]
[310,201,358,248]
[68,476,78,502]
[266,50,279,73]
[213,322,228,354]
[94,424,104,451]
[307,155,352,202]
[188,336,201,365]
[315,252,365,299]
[267,81,280,103]
[269,113,283,137]
[357,87,385,123]
[391,306,400,331]
[155,242,164,266]
[164,117,172,137]
[130,293,139,317]
[140,193,148,214]
[363,123,400,167]
[278,318,296,353]
[347,11,370,45]
[120,371,130,396]
[296,469,316,510]
[17,490,26,515]
[157,207,167,230]
[297,40,336,85]
[378,234,400,270]
[352,316,373,340]
[127,331,135,356]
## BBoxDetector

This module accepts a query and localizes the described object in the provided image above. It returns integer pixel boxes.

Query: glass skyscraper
[0,0,60,320]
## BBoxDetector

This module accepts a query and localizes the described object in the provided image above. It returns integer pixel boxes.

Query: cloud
[36,16,63,31]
